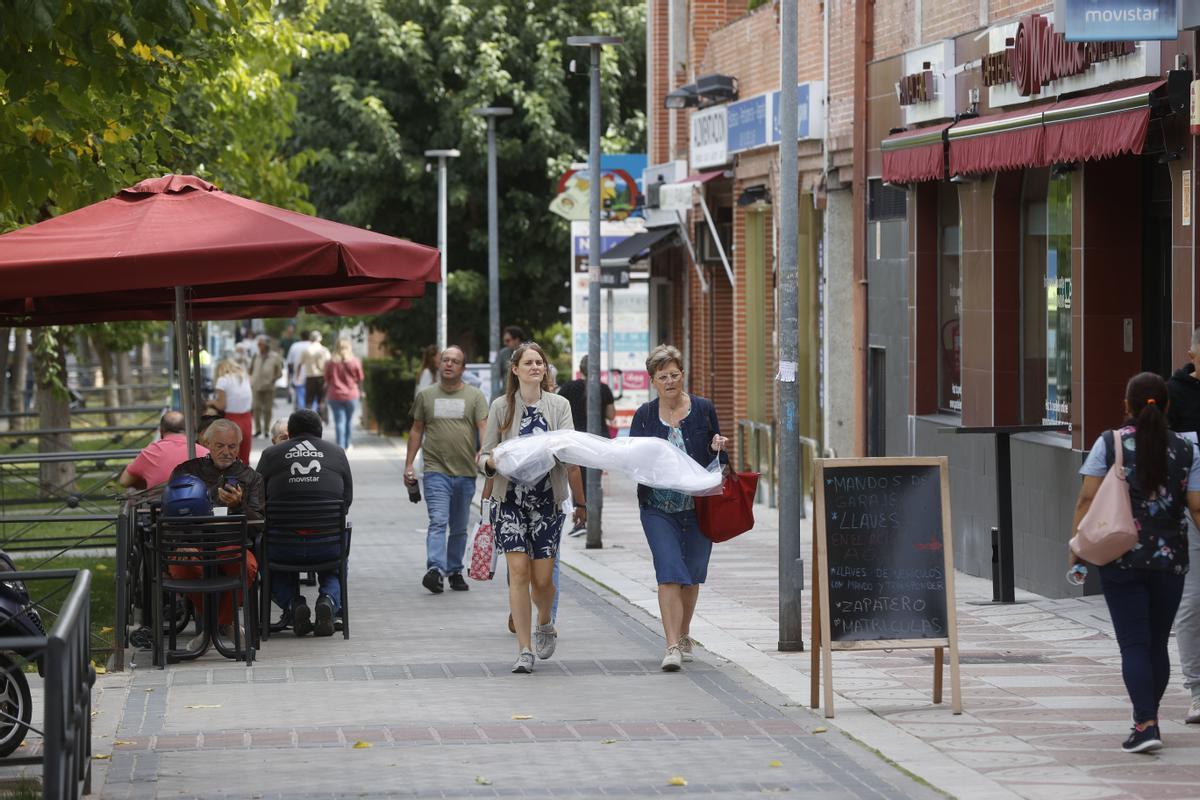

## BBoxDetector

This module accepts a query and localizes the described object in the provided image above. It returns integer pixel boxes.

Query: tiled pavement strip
[13,417,1198,798]
[45,422,943,800]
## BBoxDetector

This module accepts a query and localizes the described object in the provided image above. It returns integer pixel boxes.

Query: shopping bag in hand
[468,503,498,581]
[695,462,759,543]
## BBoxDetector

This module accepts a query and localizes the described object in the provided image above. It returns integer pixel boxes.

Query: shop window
[1020,168,1072,427]
[697,205,733,263]
[937,182,961,414]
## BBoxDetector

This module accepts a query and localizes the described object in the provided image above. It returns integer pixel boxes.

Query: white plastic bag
[492,430,723,494]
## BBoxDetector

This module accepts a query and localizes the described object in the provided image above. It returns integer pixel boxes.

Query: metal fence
[0,568,93,799]
[736,420,777,508]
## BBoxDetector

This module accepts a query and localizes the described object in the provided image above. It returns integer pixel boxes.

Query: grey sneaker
[1187,696,1200,724]
[512,648,535,674]
[661,645,683,672]
[534,623,557,660]
[678,635,695,662]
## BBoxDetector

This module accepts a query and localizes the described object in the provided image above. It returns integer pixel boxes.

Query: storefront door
[1142,156,1172,377]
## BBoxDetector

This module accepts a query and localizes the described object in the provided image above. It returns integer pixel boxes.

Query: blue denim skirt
[640,506,712,586]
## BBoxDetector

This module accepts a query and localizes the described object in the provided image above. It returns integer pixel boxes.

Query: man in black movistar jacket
[255,409,353,636]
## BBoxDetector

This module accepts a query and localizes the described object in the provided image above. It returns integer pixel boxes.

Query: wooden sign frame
[809,456,961,717]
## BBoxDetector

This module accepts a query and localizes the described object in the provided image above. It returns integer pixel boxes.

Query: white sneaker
[512,649,535,674]
[678,635,695,663]
[534,623,557,660]
[1186,696,1200,725]
[661,646,683,672]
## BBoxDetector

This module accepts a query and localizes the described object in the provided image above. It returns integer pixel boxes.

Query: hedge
[362,358,416,435]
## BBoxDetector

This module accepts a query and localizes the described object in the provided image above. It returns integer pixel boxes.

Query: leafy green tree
[290,0,646,359]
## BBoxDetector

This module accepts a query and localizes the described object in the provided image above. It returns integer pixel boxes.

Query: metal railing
[736,420,777,508]
[0,449,141,515]
[0,405,165,422]
[0,568,93,799]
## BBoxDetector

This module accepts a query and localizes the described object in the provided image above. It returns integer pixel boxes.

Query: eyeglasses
[655,372,683,383]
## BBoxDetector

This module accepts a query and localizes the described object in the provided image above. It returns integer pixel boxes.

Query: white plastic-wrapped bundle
[492,430,723,494]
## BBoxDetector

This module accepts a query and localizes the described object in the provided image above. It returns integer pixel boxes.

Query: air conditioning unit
[642,160,688,226]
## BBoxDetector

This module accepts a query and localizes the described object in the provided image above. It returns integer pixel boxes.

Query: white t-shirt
[216,373,253,414]
[286,341,310,385]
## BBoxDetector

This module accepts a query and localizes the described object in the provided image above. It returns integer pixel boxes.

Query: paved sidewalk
[69,428,942,799]
[561,474,1200,800]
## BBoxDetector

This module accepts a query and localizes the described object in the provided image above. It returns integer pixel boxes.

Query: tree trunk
[8,331,28,432]
[0,327,10,417]
[89,335,119,427]
[139,342,154,401]
[35,328,75,496]
[116,349,134,407]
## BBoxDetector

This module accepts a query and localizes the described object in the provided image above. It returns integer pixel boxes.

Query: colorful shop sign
[1056,0,1177,42]
[900,41,956,125]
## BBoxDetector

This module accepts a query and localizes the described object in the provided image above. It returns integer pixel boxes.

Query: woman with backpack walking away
[1071,371,1200,753]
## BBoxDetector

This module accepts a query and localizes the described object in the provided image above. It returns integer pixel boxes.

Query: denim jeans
[292,382,307,411]
[424,472,476,575]
[1100,565,1186,723]
[269,540,344,613]
[328,399,356,449]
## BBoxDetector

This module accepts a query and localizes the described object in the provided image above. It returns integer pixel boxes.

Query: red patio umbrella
[0,174,439,450]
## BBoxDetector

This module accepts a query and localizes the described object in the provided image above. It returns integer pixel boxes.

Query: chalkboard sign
[823,463,947,641]
[810,457,961,717]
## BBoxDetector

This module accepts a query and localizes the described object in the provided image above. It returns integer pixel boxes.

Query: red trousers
[169,551,258,626]
[225,411,253,464]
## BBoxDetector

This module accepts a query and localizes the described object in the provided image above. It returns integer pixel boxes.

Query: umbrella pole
[174,286,197,459]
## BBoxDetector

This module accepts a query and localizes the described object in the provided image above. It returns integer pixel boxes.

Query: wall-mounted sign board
[809,456,962,717]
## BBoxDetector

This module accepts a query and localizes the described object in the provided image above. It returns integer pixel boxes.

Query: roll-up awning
[880,122,952,184]
[1042,80,1166,165]
[947,106,1047,176]
[600,226,679,266]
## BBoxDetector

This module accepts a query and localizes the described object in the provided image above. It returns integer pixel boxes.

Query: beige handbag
[1070,431,1138,566]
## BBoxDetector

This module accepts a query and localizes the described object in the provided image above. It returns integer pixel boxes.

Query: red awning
[1042,80,1165,165]
[680,170,727,184]
[948,106,1047,176]
[880,122,952,184]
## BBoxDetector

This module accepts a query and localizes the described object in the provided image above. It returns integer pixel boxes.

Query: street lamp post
[472,107,513,398]
[568,34,622,550]
[425,149,460,351]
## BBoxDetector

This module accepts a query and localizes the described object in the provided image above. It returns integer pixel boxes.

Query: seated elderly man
[255,409,353,637]
[119,411,208,491]
[268,418,290,446]
[169,418,264,646]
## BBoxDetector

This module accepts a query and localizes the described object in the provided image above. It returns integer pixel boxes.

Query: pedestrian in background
[249,337,283,439]
[415,344,439,397]
[300,331,331,417]
[406,345,488,595]
[1167,327,1200,726]
[325,338,364,450]
[480,342,585,674]
[1072,371,1200,753]
[629,344,727,672]
[286,332,311,410]
[208,358,253,465]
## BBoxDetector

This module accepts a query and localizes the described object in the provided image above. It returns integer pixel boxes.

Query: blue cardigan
[628,395,727,506]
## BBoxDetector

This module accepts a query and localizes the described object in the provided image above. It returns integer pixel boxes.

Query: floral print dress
[493,404,566,559]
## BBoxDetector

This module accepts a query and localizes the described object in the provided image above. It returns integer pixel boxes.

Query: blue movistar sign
[1061,0,1177,42]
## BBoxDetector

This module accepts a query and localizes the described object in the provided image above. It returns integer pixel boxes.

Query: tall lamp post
[472,106,513,398]
[568,34,622,550]
[425,148,460,351]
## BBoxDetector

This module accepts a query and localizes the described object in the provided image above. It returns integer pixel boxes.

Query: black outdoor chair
[150,514,257,667]
[260,498,351,641]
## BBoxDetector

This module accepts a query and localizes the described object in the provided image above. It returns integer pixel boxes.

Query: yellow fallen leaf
[668,776,688,787]
[93,665,106,675]
[144,688,154,693]
[511,714,532,720]
[185,704,221,709]
[812,727,827,734]
[475,776,492,786]
[113,740,135,746]
[352,740,372,749]
[93,754,111,760]
[601,738,618,744]
[101,627,113,634]
[94,564,108,571]
[768,760,782,767]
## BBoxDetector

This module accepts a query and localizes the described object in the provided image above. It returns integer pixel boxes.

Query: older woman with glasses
[629,344,727,671]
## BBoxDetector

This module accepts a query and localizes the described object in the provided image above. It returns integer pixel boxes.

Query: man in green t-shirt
[405,345,489,594]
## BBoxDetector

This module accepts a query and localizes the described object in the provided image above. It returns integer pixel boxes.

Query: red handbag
[695,470,759,542]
